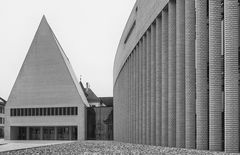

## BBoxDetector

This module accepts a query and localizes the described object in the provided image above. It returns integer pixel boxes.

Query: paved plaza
[0,141,235,155]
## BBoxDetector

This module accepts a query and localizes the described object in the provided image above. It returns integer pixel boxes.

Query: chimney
[86,82,90,90]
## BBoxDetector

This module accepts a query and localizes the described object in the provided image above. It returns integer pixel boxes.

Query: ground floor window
[11,126,78,140]
[29,127,40,140]
[57,127,69,140]
[43,127,55,140]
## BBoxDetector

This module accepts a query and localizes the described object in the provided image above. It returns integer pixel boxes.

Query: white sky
[0,0,136,100]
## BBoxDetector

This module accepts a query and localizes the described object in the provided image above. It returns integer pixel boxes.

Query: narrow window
[40,108,43,116]
[47,108,50,115]
[24,109,27,116]
[59,108,63,115]
[51,108,54,116]
[10,109,13,116]
[32,108,36,116]
[67,107,71,115]
[55,108,59,115]
[21,109,24,116]
[63,108,66,115]
[14,109,17,116]
[44,108,47,116]
[17,109,20,116]
[74,107,78,115]
[28,108,31,116]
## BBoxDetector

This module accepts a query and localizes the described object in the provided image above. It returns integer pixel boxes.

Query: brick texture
[196,0,209,150]
[138,40,143,144]
[150,24,156,145]
[224,0,239,152]
[209,0,223,151]
[156,17,162,146]
[168,0,176,147]
[161,8,168,147]
[146,30,152,145]
[142,35,147,144]
[176,0,185,148]
[185,0,196,149]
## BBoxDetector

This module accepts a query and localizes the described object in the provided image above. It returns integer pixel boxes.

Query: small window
[63,108,66,115]
[74,107,78,115]
[17,109,20,116]
[51,108,54,116]
[59,108,63,115]
[36,108,39,116]
[44,108,47,116]
[28,108,31,116]
[20,109,24,116]
[14,109,17,116]
[71,107,74,115]
[40,108,43,116]
[10,109,13,116]
[55,108,59,115]
[24,109,28,116]
[67,107,71,115]
[32,108,36,116]
[47,108,50,115]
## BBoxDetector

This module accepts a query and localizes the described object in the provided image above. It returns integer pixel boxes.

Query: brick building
[113,0,240,153]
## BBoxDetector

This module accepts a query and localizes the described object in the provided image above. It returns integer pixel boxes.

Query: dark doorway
[43,127,55,140]
[29,127,40,140]
[87,107,113,140]
[18,127,27,140]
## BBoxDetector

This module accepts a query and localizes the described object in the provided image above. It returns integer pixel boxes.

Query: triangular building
[5,16,89,140]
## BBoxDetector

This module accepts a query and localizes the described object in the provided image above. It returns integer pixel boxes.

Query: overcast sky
[0,0,136,100]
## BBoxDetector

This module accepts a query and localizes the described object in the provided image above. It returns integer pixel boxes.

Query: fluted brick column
[139,40,143,144]
[209,0,223,151]
[196,0,209,150]
[156,17,162,146]
[185,0,196,149]
[142,35,147,144]
[176,0,185,148]
[168,0,176,147]
[146,29,152,145]
[133,50,137,144]
[224,0,239,152]
[136,45,139,144]
[124,65,128,142]
[127,59,131,142]
[150,23,156,145]
[161,8,168,147]
[130,53,134,143]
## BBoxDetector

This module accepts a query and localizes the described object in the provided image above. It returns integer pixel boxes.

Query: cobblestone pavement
[0,141,237,155]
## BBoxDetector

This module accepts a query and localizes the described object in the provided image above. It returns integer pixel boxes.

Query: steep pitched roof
[99,97,113,107]
[7,16,89,107]
[85,88,100,103]
[0,97,6,106]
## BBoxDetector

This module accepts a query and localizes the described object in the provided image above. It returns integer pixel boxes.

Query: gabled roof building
[5,16,89,140]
